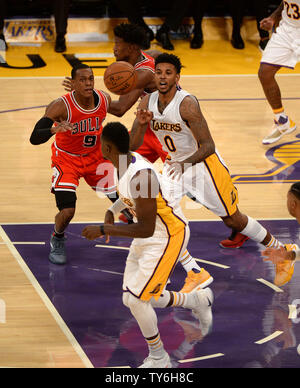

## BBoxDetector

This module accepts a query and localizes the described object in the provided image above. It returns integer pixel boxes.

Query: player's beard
[159,82,176,95]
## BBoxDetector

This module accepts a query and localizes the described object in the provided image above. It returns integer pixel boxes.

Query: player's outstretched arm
[30,99,72,145]
[82,169,158,240]
[130,95,152,151]
[107,68,153,117]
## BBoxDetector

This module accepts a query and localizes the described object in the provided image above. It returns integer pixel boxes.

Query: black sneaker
[156,30,174,50]
[190,34,203,49]
[259,38,269,52]
[55,36,66,53]
[231,33,244,49]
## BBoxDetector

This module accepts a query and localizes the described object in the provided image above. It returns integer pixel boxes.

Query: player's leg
[122,292,171,368]
[221,208,283,249]
[122,228,191,367]
[50,190,77,265]
[50,149,80,264]
[258,24,297,144]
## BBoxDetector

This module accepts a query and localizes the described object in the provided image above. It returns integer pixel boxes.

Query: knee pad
[54,190,77,211]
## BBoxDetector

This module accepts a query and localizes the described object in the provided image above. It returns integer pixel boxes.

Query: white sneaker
[192,288,214,336]
[262,117,297,145]
[138,352,172,368]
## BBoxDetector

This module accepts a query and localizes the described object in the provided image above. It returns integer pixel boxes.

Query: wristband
[108,198,126,215]
[100,225,105,236]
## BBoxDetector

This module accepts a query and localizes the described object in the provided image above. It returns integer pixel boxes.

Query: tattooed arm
[178,95,215,165]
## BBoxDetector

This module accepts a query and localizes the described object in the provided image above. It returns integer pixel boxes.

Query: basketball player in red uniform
[30,64,131,265]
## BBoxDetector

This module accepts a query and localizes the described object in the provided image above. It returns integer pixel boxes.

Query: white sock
[265,235,283,249]
[145,332,166,359]
[274,111,287,122]
[151,290,197,310]
[178,250,201,273]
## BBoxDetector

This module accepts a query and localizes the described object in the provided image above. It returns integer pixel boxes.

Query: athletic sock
[145,333,165,359]
[265,235,283,249]
[273,108,287,122]
[179,250,201,273]
[53,228,65,239]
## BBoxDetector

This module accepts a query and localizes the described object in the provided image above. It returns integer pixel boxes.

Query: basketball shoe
[273,244,297,286]
[219,232,249,248]
[191,288,214,336]
[49,234,67,265]
[179,268,213,293]
[262,116,297,145]
[139,352,172,368]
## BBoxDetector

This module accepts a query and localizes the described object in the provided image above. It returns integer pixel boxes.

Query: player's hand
[165,160,183,180]
[82,225,103,241]
[51,121,74,133]
[104,210,115,243]
[261,246,290,264]
[62,76,73,92]
[135,108,153,125]
[260,17,275,31]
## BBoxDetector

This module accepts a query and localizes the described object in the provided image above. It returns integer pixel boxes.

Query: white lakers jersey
[148,90,198,162]
[115,152,187,236]
[282,0,300,28]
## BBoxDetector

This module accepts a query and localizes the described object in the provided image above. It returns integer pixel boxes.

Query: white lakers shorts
[261,21,300,69]
[123,226,190,301]
[162,152,238,218]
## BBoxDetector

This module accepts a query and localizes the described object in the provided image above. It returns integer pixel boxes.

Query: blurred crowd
[0,0,282,52]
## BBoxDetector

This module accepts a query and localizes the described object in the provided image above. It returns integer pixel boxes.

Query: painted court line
[256,278,284,293]
[255,331,284,345]
[0,242,45,245]
[288,304,297,319]
[0,225,94,369]
[95,244,130,251]
[194,258,230,269]
[178,353,225,363]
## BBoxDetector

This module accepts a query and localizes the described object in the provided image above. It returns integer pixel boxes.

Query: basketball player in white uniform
[130,53,293,258]
[81,122,213,368]
[259,1,300,144]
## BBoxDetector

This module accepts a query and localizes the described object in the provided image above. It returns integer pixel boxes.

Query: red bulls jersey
[134,51,155,98]
[55,89,109,155]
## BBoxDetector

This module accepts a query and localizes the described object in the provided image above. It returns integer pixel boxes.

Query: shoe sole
[189,276,214,293]
[262,125,297,145]
[219,237,249,249]
[49,254,66,265]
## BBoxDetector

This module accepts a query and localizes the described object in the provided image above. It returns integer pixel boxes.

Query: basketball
[104,61,137,95]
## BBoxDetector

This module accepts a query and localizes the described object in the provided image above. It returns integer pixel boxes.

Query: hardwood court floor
[0,38,300,368]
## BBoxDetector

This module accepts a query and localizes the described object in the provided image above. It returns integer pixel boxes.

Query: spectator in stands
[253,0,271,51]
[0,0,70,52]
[111,0,155,49]
[0,0,8,50]
[53,0,70,52]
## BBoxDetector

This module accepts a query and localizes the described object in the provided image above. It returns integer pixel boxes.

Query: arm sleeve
[30,117,55,145]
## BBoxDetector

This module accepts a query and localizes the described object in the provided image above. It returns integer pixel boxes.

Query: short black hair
[113,23,147,48]
[155,53,183,74]
[290,182,300,200]
[102,122,130,153]
[71,64,91,79]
